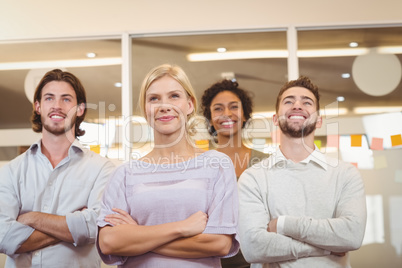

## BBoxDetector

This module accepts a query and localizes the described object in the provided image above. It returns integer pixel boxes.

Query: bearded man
[237,76,367,268]
[0,69,115,268]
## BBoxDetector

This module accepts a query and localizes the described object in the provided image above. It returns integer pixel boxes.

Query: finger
[112,208,130,215]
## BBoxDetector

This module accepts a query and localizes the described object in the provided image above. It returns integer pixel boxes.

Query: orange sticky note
[351,162,358,168]
[370,137,383,150]
[327,135,339,148]
[195,139,209,150]
[314,140,322,150]
[391,134,402,147]
[351,135,362,147]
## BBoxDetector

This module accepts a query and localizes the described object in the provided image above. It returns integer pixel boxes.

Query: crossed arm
[15,212,74,253]
[238,166,367,264]
[98,208,233,258]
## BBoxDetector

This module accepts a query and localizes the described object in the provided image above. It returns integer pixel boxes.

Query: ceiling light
[114,82,122,88]
[187,46,402,62]
[341,73,350,78]
[188,50,288,61]
[320,108,348,116]
[252,111,276,118]
[336,96,345,102]
[353,106,402,115]
[217,47,227,53]
[349,42,359,48]
[0,57,122,71]
[86,52,97,58]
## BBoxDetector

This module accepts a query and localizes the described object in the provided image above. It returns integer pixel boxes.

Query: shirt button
[43,205,48,211]
[34,251,39,256]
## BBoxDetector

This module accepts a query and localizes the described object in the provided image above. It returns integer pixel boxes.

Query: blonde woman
[97,64,239,267]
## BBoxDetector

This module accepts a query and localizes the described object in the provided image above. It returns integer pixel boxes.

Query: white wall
[1,0,402,41]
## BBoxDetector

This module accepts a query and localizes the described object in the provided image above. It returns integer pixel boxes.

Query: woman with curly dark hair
[201,79,269,268]
[201,79,268,178]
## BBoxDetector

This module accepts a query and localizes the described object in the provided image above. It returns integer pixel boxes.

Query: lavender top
[97,150,240,268]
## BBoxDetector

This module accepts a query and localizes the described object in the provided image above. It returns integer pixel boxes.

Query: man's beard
[278,118,317,138]
[42,113,77,136]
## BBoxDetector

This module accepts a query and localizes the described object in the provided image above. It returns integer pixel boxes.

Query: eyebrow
[283,95,314,103]
[212,101,241,106]
[146,89,183,96]
[43,93,74,98]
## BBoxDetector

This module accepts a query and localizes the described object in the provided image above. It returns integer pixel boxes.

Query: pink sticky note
[327,135,339,148]
[272,128,281,144]
[370,137,384,150]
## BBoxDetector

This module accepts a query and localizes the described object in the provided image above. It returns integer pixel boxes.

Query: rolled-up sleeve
[0,165,35,255]
[65,160,115,246]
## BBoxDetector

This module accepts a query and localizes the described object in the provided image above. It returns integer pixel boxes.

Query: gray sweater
[238,148,367,268]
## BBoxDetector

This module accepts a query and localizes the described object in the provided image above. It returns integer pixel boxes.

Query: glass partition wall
[0,26,401,267]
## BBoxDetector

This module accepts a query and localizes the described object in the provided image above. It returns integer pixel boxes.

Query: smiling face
[210,90,245,138]
[273,86,322,138]
[35,81,84,137]
[145,76,194,136]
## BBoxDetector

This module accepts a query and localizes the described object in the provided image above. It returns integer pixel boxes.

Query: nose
[223,107,232,117]
[158,102,172,113]
[52,98,63,109]
[292,100,302,110]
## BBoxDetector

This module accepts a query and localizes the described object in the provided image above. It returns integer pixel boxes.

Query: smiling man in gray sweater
[238,76,367,268]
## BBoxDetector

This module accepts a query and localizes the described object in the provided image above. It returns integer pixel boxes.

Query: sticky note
[272,128,281,144]
[374,155,387,169]
[351,135,362,147]
[195,139,209,150]
[327,135,339,148]
[391,134,402,147]
[314,140,322,150]
[370,137,384,151]
[395,170,402,183]
[351,162,358,168]
[90,145,100,154]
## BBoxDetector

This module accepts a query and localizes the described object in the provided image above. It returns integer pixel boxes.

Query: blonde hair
[139,64,198,135]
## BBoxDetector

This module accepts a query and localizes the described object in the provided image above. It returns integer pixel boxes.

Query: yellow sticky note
[195,139,209,150]
[314,140,322,150]
[391,134,402,147]
[374,155,387,169]
[90,145,101,154]
[370,137,384,151]
[351,135,362,147]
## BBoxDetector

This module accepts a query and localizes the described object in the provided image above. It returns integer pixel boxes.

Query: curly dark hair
[201,79,253,136]
[275,76,320,114]
[31,69,87,137]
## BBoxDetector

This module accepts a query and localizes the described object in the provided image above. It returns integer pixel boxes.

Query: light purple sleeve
[96,165,129,266]
[203,155,240,258]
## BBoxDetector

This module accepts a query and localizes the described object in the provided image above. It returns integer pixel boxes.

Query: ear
[76,103,85,117]
[34,101,41,114]
[186,98,195,116]
[315,115,323,129]
[273,114,279,126]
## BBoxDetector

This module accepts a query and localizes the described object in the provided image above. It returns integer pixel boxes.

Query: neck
[216,131,243,153]
[151,132,200,160]
[279,131,316,163]
[41,130,75,168]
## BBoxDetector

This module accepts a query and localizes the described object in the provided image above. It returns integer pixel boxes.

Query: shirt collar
[29,139,84,154]
[269,145,328,170]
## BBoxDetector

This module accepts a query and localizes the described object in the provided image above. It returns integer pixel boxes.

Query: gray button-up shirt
[0,139,116,268]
